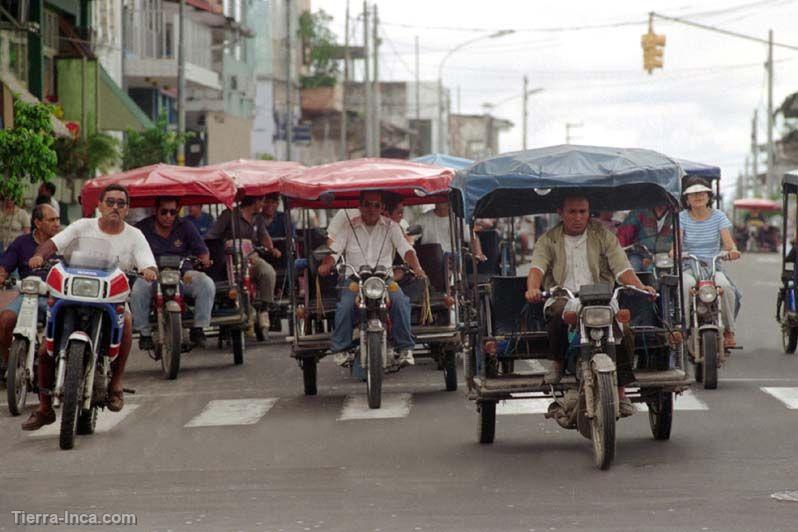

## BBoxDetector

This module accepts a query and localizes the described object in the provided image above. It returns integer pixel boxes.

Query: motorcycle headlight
[589,328,605,341]
[160,270,181,285]
[20,278,40,295]
[363,277,386,300]
[582,307,613,328]
[71,277,100,298]
[698,284,717,303]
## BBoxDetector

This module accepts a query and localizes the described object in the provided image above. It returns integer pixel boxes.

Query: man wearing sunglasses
[317,190,426,367]
[23,184,156,430]
[132,197,215,349]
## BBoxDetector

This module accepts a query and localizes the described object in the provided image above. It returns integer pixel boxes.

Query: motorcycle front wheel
[366,331,383,409]
[701,331,719,390]
[161,311,182,380]
[591,371,617,470]
[6,338,29,416]
[60,342,86,450]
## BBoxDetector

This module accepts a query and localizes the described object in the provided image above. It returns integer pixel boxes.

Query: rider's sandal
[107,390,124,412]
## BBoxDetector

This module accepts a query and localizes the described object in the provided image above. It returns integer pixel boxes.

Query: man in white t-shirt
[416,201,486,260]
[22,184,157,431]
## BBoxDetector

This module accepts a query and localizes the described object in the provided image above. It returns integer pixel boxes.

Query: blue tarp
[452,145,684,220]
[676,158,720,180]
[412,153,474,170]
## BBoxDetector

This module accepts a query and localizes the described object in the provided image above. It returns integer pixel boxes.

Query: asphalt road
[1,254,797,532]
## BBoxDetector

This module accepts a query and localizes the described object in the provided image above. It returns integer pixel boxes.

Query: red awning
[733,198,781,211]
[281,158,454,207]
[80,164,237,217]
[210,159,305,197]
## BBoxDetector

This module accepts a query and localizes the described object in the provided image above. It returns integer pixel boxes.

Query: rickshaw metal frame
[778,172,798,335]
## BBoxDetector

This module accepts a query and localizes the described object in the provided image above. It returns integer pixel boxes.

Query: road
[0,254,797,531]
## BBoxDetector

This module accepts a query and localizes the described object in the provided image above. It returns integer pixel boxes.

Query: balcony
[124,9,221,91]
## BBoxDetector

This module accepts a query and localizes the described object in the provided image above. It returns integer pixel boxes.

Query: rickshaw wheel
[302,358,318,396]
[647,391,673,440]
[443,351,458,392]
[477,400,496,444]
[781,308,798,354]
[231,328,245,365]
[591,372,616,470]
[701,332,718,390]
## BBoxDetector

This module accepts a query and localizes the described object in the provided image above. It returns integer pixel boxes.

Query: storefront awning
[0,71,72,137]
[98,65,153,132]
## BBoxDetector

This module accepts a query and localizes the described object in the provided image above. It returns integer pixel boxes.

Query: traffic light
[641,32,666,74]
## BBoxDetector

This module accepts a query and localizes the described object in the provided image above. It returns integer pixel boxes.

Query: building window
[42,9,59,51]
[7,32,27,83]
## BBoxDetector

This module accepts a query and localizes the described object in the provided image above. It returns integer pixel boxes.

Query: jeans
[4,293,49,316]
[330,281,414,353]
[682,270,737,333]
[131,270,216,336]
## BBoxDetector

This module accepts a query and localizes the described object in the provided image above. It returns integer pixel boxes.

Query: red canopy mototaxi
[209,159,305,198]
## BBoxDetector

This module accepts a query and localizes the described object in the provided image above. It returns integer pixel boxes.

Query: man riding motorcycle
[206,195,281,330]
[0,204,61,367]
[132,197,214,349]
[23,184,156,430]
[318,190,426,367]
[524,195,656,417]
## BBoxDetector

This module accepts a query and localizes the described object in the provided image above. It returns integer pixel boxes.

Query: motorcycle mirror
[406,224,423,237]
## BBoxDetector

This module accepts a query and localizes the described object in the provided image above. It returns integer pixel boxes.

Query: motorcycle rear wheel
[366,331,382,409]
[59,342,86,450]
[6,338,29,416]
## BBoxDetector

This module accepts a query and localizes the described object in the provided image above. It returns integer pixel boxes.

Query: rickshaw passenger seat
[618,291,658,328]
[490,276,545,335]
[415,243,447,293]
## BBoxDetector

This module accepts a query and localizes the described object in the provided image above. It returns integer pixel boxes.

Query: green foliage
[258,152,275,161]
[0,98,57,203]
[299,10,339,89]
[121,111,190,170]
[55,132,120,178]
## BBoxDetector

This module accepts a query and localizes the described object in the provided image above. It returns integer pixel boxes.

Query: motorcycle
[543,283,651,470]
[45,237,131,450]
[684,252,735,389]
[6,274,47,416]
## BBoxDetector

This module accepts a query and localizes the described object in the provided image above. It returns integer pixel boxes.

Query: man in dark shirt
[0,204,60,366]
[131,197,215,349]
[185,205,214,236]
[260,193,289,239]
[207,195,281,329]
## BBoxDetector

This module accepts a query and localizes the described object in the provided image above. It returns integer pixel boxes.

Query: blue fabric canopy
[675,158,720,180]
[452,145,684,220]
[412,153,474,170]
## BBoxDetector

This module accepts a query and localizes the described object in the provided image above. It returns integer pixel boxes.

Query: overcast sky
[312,0,798,196]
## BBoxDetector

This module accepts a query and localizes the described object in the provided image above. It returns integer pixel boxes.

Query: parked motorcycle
[45,237,131,450]
[6,274,48,415]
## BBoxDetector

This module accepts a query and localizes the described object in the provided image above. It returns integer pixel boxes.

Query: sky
[311,0,798,198]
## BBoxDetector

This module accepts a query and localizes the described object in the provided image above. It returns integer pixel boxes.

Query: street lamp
[437,29,515,154]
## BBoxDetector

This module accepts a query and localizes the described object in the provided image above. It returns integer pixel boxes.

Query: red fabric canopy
[210,159,305,197]
[80,164,237,217]
[281,158,454,207]
[733,198,781,211]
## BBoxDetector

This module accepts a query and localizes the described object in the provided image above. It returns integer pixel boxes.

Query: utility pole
[372,3,380,157]
[340,0,350,161]
[414,35,420,156]
[565,122,583,144]
[177,0,186,165]
[363,1,373,156]
[457,86,461,114]
[766,28,775,197]
[285,0,293,161]
[522,76,528,150]
[751,109,759,195]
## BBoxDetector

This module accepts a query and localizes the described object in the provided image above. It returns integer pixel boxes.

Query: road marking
[29,405,141,438]
[761,387,798,409]
[338,393,412,420]
[498,398,551,415]
[755,255,781,264]
[636,390,708,411]
[184,398,277,427]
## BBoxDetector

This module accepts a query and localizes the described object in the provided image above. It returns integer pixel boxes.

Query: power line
[652,11,798,50]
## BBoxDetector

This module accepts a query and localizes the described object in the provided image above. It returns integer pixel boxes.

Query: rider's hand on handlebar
[199,256,212,269]
[317,263,332,277]
[142,268,158,282]
[28,255,44,269]
[642,285,657,298]
[525,287,544,303]
[269,247,282,259]
[474,252,488,263]
[413,267,427,279]
[727,249,742,261]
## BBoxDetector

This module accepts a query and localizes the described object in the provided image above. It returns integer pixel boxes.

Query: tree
[55,132,119,179]
[298,9,339,89]
[121,111,190,170]
[0,98,57,203]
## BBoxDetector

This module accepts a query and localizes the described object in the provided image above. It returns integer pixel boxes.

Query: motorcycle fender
[698,324,720,334]
[367,319,384,333]
[591,352,616,373]
[165,300,181,313]
[67,331,93,352]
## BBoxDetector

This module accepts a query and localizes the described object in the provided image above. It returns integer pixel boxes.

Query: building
[448,113,513,160]
[123,0,256,165]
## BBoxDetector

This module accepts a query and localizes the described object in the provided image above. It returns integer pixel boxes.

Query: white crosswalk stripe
[29,405,141,438]
[184,398,278,427]
[338,393,412,420]
[498,389,709,416]
[636,390,708,411]
[761,387,798,409]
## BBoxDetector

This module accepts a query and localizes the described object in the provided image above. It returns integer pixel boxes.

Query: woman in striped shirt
[678,178,741,347]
